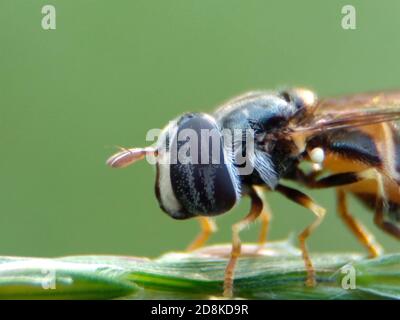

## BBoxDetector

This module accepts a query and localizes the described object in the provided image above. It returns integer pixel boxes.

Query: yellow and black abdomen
[314,122,400,224]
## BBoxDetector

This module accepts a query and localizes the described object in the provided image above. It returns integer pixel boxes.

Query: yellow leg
[276,184,326,287]
[337,189,382,257]
[223,188,263,297]
[186,217,217,251]
[298,208,325,287]
[253,187,272,245]
[258,210,271,245]
[328,168,400,240]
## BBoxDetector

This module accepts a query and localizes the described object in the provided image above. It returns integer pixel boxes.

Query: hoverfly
[107,88,400,297]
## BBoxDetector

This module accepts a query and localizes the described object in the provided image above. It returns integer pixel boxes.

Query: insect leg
[253,187,272,245]
[275,184,326,287]
[223,188,263,297]
[258,208,272,245]
[292,167,361,188]
[374,211,400,239]
[353,169,400,239]
[296,168,382,189]
[373,179,400,239]
[337,189,382,257]
[295,168,391,252]
[186,217,217,251]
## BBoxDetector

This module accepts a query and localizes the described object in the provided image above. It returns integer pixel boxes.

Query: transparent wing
[294,90,400,133]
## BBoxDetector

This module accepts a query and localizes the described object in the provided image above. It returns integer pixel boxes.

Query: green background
[0,0,399,257]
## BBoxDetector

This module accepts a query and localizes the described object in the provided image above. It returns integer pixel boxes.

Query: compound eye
[169,113,239,216]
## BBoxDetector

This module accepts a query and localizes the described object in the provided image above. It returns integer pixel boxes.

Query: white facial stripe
[157,148,182,214]
[156,119,182,214]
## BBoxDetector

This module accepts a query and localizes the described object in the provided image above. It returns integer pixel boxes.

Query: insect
[107,88,400,297]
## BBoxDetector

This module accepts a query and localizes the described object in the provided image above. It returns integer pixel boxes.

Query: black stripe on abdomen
[309,128,382,167]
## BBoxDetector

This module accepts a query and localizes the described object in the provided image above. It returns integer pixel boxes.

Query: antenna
[106,147,157,168]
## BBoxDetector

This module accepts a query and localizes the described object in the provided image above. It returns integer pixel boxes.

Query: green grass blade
[0,240,399,299]
[0,258,139,299]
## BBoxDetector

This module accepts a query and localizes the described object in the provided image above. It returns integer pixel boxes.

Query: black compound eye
[169,113,239,217]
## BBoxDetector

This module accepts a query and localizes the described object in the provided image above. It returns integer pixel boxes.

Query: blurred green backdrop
[0,0,399,257]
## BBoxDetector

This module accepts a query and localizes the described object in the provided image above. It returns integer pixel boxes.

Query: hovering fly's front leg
[186,217,217,251]
[224,188,263,297]
[275,184,326,287]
